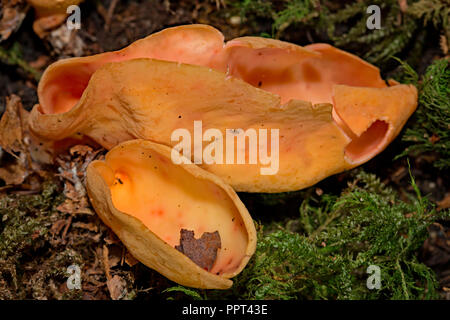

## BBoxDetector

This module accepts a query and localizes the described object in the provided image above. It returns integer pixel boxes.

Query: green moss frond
[234,0,274,19]
[272,0,322,37]
[408,0,450,39]
[0,42,42,81]
[165,170,446,300]
[232,0,447,67]
[397,58,450,169]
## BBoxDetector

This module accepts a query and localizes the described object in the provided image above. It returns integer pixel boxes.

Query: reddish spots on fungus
[152,209,164,217]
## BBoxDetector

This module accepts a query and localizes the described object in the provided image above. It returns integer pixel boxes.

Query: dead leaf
[0,95,32,185]
[106,275,127,300]
[175,229,221,271]
[55,144,103,215]
[440,35,449,55]
[50,219,67,236]
[106,245,122,268]
[102,244,127,299]
[46,24,85,57]
[0,95,53,188]
[0,0,27,42]
[56,197,93,215]
[70,145,93,157]
[72,222,98,232]
[438,193,450,211]
[125,251,139,267]
[0,94,29,155]
[0,156,28,185]
[104,231,120,245]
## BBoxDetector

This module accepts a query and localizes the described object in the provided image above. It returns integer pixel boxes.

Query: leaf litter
[175,229,221,272]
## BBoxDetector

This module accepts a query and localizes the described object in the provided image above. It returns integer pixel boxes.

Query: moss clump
[164,171,448,300]
[0,181,62,261]
[232,0,448,67]
[0,180,59,298]
[0,180,86,299]
[233,0,323,38]
[271,0,321,37]
[408,0,450,43]
[396,58,450,169]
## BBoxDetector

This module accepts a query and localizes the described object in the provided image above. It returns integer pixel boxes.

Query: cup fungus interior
[343,120,389,164]
[223,42,387,105]
[96,143,249,275]
[41,64,95,114]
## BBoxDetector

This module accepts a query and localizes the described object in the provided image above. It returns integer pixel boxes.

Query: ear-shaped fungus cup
[35,24,226,114]
[86,139,257,289]
[333,84,418,165]
[26,0,83,37]
[30,24,418,192]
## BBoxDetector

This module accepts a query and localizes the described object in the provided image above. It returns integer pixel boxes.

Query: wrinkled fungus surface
[31,24,418,193]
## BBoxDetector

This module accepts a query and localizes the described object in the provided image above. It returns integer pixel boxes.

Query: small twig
[61,216,73,240]
[104,0,119,31]
[103,244,111,281]
[120,246,125,267]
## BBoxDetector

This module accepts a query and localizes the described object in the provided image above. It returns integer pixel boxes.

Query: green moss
[0,42,42,81]
[232,0,323,37]
[234,0,274,19]
[164,170,447,300]
[326,0,418,64]
[0,180,88,299]
[408,0,450,42]
[271,0,321,37]
[396,58,450,169]
[163,285,205,300]
[232,0,448,67]
[0,181,61,260]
